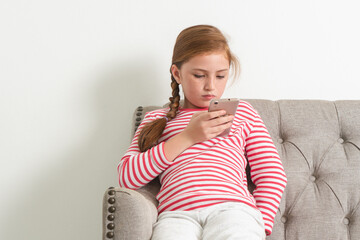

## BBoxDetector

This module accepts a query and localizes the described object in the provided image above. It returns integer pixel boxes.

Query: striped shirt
[118,100,287,236]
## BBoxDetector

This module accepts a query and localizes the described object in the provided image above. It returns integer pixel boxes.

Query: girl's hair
[138,24,240,152]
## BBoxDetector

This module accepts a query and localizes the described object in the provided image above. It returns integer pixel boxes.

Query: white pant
[151,202,266,240]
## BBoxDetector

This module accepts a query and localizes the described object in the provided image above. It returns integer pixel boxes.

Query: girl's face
[171,52,230,109]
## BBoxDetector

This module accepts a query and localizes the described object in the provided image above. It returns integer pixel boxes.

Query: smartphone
[208,98,239,137]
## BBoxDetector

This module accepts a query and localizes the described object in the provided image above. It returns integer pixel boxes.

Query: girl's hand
[182,110,234,144]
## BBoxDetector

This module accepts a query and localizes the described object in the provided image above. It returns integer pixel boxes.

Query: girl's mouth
[202,95,216,100]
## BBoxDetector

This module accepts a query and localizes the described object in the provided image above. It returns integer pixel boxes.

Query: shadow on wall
[2,57,163,240]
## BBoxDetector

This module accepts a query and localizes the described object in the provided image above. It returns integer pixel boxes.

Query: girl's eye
[194,74,205,78]
[193,74,225,79]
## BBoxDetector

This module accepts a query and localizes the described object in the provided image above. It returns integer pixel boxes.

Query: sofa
[103,99,360,240]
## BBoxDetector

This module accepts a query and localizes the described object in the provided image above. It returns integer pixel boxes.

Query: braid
[167,75,181,120]
[138,74,181,152]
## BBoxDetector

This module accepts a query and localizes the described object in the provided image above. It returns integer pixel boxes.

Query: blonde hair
[138,25,240,152]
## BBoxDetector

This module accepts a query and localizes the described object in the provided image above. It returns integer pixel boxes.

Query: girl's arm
[244,103,287,236]
[117,112,173,189]
[118,110,233,189]
[164,110,233,160]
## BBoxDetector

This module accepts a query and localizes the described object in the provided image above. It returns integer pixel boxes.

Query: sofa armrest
[103,186,159,240]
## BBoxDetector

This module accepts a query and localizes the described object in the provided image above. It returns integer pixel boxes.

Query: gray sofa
[103,99,360,240]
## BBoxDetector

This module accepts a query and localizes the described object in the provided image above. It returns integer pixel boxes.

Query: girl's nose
[204,77,215,91]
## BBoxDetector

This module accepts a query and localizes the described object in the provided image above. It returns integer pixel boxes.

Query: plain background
[1,0,359,239]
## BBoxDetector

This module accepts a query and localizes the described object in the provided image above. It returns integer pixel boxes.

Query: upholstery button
[281,216,287,223]
[278,138,284,144]
[309,175,316,182]
[108,190,115,195]
[137,106,143,111]
[136,112,142,116]
[338,138,344,143]
[343,217,350,225]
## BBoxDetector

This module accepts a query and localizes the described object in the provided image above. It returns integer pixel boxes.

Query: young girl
[118,25,287,240]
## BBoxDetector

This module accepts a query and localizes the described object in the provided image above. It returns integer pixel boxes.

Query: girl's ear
[171,64,181,85]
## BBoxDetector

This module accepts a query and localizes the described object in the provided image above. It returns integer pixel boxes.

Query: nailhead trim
[108,197,115,204]
[108,206,116,213]
[106,232,114,238]
[107,223,115,230]
[106,187,116,238]
[135,106,144,134]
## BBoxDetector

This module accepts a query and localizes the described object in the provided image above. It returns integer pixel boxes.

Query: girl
[118,25,287,240]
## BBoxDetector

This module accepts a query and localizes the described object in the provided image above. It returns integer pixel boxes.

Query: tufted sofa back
[133,99,360,240]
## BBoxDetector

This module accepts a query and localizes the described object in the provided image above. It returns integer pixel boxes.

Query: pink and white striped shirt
[118,100,287,236]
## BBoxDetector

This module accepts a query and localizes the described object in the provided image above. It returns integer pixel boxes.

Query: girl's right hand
[182,110,234,144]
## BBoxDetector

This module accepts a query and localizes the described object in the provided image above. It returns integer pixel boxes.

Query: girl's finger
[209,115,234,127]
[207,110,227,120]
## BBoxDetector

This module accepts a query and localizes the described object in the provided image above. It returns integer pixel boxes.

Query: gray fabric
[103,179,160,240]
[103,99,360,240]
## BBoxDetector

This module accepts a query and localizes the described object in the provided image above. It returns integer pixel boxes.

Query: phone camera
[215,101,218,105]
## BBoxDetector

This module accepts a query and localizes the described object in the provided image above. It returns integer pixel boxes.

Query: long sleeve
[117,112,173,190]
[244,105,287,236]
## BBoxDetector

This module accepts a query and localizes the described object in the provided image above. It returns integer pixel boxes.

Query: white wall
[1,0,359,239]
